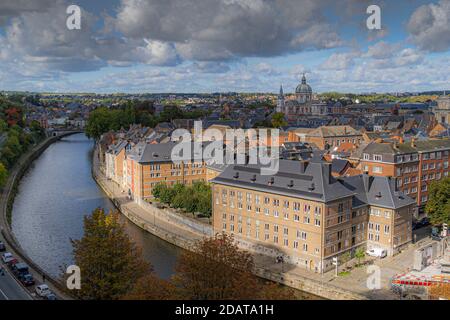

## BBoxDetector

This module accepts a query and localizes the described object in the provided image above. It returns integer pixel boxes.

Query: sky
[0,0,449,94]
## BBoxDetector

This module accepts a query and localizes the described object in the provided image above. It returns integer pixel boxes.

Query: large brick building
[122,142,209,202]
[359,139,450,207]
[301,125,363,150]
[211,160,416,273]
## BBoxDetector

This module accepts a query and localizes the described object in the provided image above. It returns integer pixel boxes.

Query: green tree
[0,163,8,188]
[70,208,150,300]
[340,251,351,269]
[425,178,450,225]
[355,248,365,266]
[271,112,287,128]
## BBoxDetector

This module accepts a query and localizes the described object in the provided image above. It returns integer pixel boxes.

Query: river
[11,134,181,279]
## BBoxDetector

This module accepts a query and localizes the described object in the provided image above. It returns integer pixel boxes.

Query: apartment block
[124,142,209,202]
[359,139,450,207]
[211,160,416,273]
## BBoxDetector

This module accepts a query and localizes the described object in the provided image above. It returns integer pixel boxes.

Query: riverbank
[0,133,80,300]
[92,148,366,300]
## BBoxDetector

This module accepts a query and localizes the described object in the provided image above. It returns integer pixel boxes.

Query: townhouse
[211,160,416,273]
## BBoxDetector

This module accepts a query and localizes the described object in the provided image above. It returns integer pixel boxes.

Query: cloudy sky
[0,0,449,93]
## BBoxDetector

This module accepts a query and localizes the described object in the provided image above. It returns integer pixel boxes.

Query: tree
[70,208,150,300]
[425,178,450,226]
[172,233,292,300]
[355,248,365,266]
[121,274,176,300]
[0,163,8,188]
[429,283,450,300]
[271,112,287,128]
[340,251,351,269]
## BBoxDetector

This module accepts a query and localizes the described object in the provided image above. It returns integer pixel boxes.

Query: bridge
[47,129,84,138]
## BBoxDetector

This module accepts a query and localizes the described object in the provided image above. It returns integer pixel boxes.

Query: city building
[211,160,416,273]
[359,139,450,208]
[123,142,209,203]
[303,125,363,150]
[433,94,450,124]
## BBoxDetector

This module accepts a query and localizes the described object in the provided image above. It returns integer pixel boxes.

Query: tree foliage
[86,102,209,140]
[172,233,294,300]
[425,177,450,226]
[152,181,212,217]
[271,112,287,128]
[70,208,150,300]
[0,162,8,188]
[121,274,176,300]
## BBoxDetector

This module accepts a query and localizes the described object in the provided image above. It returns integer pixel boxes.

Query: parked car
[12,262,29,277]
[0,241,6,252]
[366,248,387,258]
[44,293,57,300]
[35,284,51,297]
[1,252,14,264]
[19,273,35,286]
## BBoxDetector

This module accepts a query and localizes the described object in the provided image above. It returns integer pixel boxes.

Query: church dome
[295,74,312,94]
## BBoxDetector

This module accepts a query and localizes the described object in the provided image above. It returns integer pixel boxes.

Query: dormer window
[363,153,370,160]
[373,154,382,162]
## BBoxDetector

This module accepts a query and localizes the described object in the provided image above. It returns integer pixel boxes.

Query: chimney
[299,160,309,173]
[323,163,333,184]
[362,174,370,193]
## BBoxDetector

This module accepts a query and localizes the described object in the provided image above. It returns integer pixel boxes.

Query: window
[373,166,383,173]
[294,214,300,222]
[283,239,289,247]
[373,154,382,162]
[363,153,370,160]
[293,202,301,211]
[303,243,308,252]
[384,225,390,234]
[315,219,321,227]
[304,216,310,224]
[384,211,390,218]
[293,241,299,249]
[273,210,279,218]
[283,227,289,235]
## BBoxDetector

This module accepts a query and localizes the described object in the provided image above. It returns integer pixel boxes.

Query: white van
[366,247,387,258]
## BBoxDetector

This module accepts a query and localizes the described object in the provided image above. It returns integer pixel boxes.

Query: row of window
[222,221,319,253]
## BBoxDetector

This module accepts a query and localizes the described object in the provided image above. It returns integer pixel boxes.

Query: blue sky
[0,0,449,93]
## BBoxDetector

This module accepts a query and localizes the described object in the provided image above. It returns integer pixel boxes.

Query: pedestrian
[42,274,46,283]
[0,266,4,276]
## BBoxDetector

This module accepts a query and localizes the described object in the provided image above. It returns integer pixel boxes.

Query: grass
[338,271,351,277]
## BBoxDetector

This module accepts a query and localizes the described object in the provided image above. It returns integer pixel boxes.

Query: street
[0,265,32,300]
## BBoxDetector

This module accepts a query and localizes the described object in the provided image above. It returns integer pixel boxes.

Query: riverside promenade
[92,149,373,300]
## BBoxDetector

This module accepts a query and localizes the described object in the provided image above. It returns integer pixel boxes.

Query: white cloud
[407,0,450,52]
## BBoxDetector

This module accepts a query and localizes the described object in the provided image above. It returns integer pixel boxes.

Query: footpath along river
[11,133,181,279]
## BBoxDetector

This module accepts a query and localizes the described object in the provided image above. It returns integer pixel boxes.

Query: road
[0,264,32,300]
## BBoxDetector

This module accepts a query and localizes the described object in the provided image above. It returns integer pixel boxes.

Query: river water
[11,134,181,279]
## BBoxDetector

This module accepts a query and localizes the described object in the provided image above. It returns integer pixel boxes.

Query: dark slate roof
[331,158,349,174]
[135,141,211,163]
[340,175,416,209]
[212,160,355,203]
